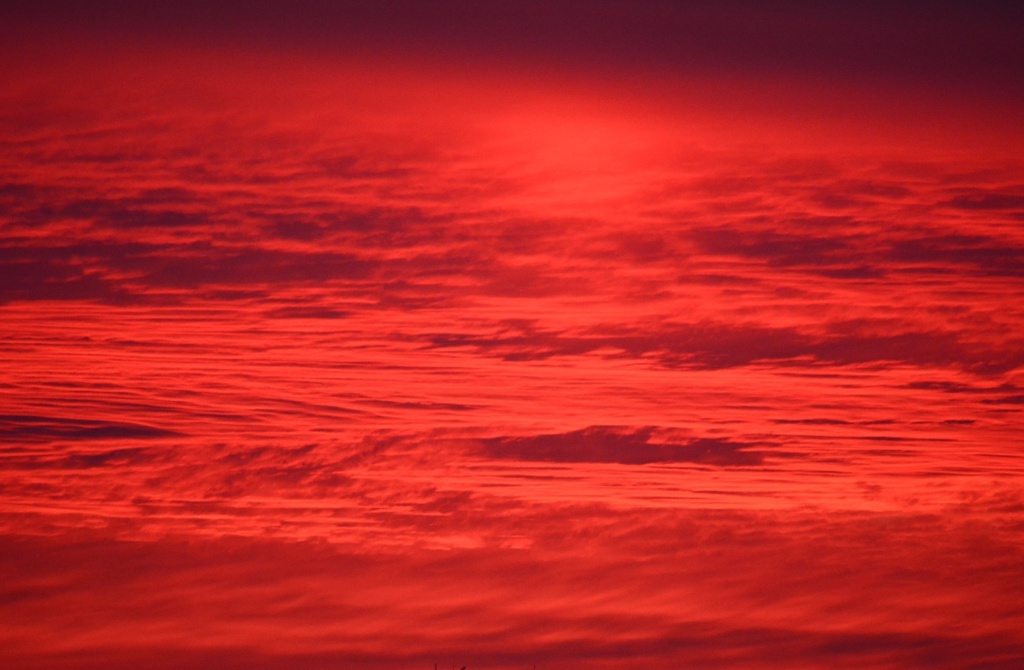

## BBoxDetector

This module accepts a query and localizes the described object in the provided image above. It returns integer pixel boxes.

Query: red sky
[2,2,1024,668]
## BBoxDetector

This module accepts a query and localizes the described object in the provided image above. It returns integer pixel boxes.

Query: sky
[2,2,1024,668]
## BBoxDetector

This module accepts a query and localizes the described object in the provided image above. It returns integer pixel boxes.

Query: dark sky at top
[5,0,1024,100]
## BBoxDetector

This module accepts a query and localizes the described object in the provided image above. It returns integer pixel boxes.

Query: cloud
[262,306,351,319]
[982,394,1024,405]
[481,426,764,466]
[890,235,1024,278]
[52,197,212,230]
[690,225,858,268]
[424,319,1022,373]
[941,190,1024,211]
[0,415,182,443]
[142,247,379,289]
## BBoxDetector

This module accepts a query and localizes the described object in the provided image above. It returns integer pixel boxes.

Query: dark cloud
[0,241,155,303]
[890,235,1024,277]
[815,265,884,279]
[941,190,1024,211]
[0,415,182,443]
[139,247,379,288]
[903,381,1023,394]
[981,394,1024,405]
[0,260,129,304]
[261,206,451,247]
[427,321,1019,373]
[266,220,326,241]
[686,223,1024,279]
[61,447,158,469]
[428,322,812,367]
[690,226,856,268]
[262,306,350,319]
[55,198,211,229]
[482,426,764,466]
[778,418,847,426]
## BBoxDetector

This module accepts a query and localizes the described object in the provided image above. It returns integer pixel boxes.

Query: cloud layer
[2,4,1023,668]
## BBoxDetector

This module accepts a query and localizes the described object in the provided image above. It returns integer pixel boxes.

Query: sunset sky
[2,2,1024,668]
